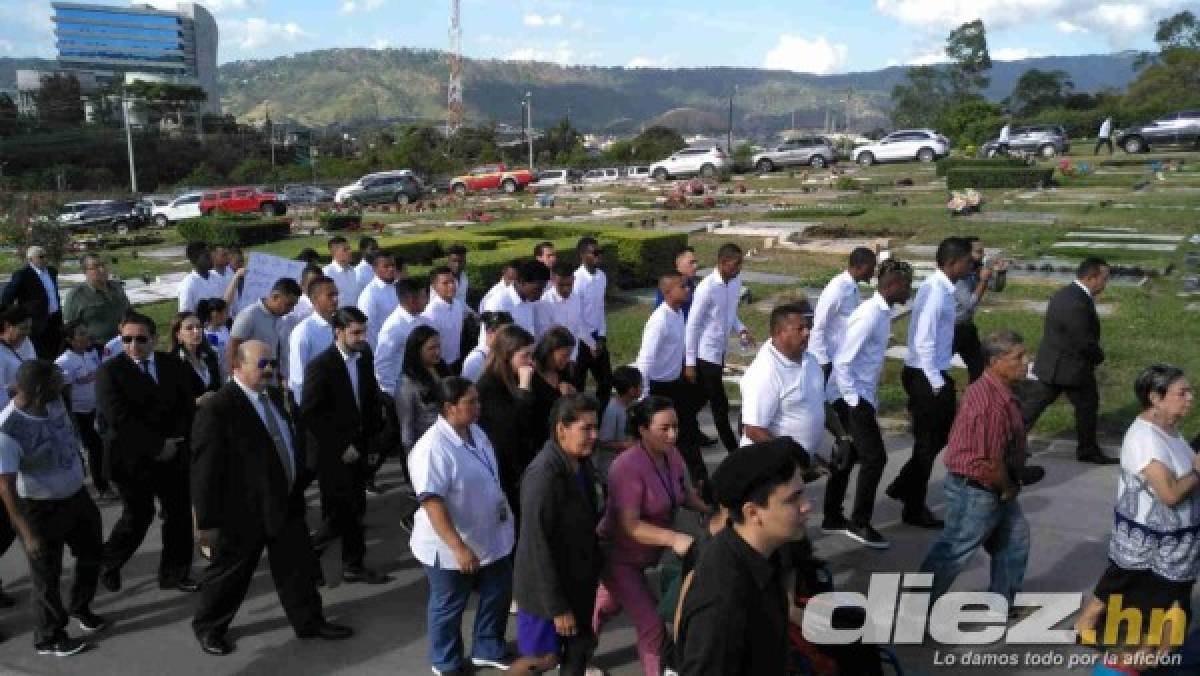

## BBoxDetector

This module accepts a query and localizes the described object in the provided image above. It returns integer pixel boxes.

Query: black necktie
[140,359,154,383]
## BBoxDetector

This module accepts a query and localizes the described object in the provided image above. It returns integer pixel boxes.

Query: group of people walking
[0,223,1190,675]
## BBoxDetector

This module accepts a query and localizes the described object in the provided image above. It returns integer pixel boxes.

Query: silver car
[753,136,836,172]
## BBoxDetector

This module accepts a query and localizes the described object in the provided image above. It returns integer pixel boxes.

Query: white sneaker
[471,656,511,670]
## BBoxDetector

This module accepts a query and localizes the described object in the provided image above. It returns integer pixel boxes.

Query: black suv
[72,200,143,232]
[341,174,423,206]
[1115,111,1200,154]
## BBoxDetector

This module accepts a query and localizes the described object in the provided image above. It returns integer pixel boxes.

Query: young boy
[595,365,642,481]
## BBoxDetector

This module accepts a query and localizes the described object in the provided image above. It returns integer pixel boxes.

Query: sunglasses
[120,335,151,344]
[257,358,279,369]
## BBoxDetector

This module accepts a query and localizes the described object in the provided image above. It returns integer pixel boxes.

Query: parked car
[448,163,537,195]
[752,136,837,172]
[980,125,1069,158]
[282,184,333,204]
[334,170,417,204]
[67,200,142,232]
[625,166,651,180]
[198,186,287,217]
[1115,111,1200,154]
[136,195,172,223]
[338,173,423,206]
[58,200,110,226]
[649,145,731,180]
[582,168,620,184]
[153,192,203,226]
[852,129,950,166]
[532,168,582,188]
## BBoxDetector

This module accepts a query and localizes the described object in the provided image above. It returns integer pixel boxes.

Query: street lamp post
[525,91,533,170]
[122,94,138,194]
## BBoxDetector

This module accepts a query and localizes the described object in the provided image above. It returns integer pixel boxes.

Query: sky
[1,0,1198,73]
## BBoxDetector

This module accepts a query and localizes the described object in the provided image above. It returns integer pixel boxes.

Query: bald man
[191,340,351,655]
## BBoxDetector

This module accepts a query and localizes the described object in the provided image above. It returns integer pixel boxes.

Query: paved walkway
[0,416,1194,675]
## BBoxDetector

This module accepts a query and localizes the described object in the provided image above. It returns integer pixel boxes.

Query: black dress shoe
[161,578,201,593]
[885,482,904,502]
[199,633,233,656]
[0,588,15,609]
[1018,465,1046,485]
[100,568,121,593]
[297,621,353,640]
[342,567,390,585]
[901,507,944,529]
[698,433,718,447]
[1078,452,1119,465]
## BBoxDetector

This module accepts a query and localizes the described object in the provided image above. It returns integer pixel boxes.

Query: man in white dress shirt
[323,237,362,309]
[684,243,755,455]
[478,260,547,348]
[822,260,913,550]
[535,262,584,363]
[420,266,468,369]
[287,277,339,405]
[353,237,379,289]
[446,245,469,306]
[572,237,613,407]
[356,252,401,349]
[739,303,824,469]
[374,278,429,396]
[178,242,228,314]
[278,266,323,381]
[810,247,877,380]
[887,237,973,529]
[478,262,518,312]
[635,273,708,490]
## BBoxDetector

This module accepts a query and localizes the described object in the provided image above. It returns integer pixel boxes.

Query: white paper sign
[242,252,306,303]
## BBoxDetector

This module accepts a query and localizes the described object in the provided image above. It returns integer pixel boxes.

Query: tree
[0,93,17,137]
[936,99,1005,148]
[35,73,84,130]
[944,19,992,95]
[1155,10,1200,51]
[1010,69,1074,116]
[629,125,685,162]
[890,66,950,128]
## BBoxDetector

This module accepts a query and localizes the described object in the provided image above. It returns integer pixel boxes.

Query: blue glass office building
[51,2,219,113]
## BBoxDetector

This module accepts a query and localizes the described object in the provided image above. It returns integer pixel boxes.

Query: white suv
[852,130,950,166]
[335,169,418,205]
[152,192,203,226]
[650,146,731,180]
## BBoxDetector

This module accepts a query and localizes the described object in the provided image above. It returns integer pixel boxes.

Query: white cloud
[372,38,391,49]
[626,56,671,69]
[221,17,311,51]
[763,35,849,75]
[907,49,949,65]
[523,13,563,28]
[991,47,1042,60]
[340,0,384,13]
[506,40,575,64]
[144,0,260,10]
[1055,19,1087,33]
[0,39,12,53]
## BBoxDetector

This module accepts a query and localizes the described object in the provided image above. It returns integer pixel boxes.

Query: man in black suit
[1,246,62,358]
[1022,257,1115,464]
[302,307,389,584]
[191,339,352,655]
[95,312,198,592]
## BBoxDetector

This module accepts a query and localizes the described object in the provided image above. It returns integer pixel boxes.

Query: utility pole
[122,93,138,193]
[525,91,533,170]
[845,86,854,133]
[266,102,275,170]
[727,84,737,153]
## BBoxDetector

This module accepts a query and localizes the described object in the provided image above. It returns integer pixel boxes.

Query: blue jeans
[920,474,1030,604]
[423,555,513,672]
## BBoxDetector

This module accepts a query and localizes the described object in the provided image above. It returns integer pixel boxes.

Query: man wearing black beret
[676,441,810,676]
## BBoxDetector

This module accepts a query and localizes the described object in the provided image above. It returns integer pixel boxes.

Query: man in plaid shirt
[919,329,1033,606]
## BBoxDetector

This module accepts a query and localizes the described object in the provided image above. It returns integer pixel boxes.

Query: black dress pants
[889,367,956,512]
[649,378,709,499]
[573,342,613,408]
[1021,374,1100,457]
[102,459,193,584]
[313,476,367,569]
[20,489,103,646]
[72,412,110,493]
[694,359,739,453]
[191,514,324,639]
[952,321,984,383]
[823,399,888,526]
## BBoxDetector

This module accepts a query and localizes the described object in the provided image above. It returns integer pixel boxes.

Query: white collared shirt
[828,292,892,408]
[278,295,313,377]
[55,348,101,413]
[338,345,361,408]
[574,265,606,345]
[287,312,333,404]
[739,342,826,456]
[635,302,685,392]
[686,270,746,366]
[354,258,374,288]
[233,376,296,483]
[478,285,537,348]
[177,269,227,313]
[408,416,514,569]
[356,277,399,349]
[454,271,469,305]
[461,345,488,383]
[323,261,362,309]
[130,352,158,383]
[1074,279,1093,299]
[479,280,510,311]
[535,286,584,360]
[420,294,466,365]
[809,270,861,365]
[904,269,957,390]
[32,265,59,314]
[375,305,427,395]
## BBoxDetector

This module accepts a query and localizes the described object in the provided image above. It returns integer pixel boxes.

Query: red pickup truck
[199,186,288,216]
[449,164,536,195]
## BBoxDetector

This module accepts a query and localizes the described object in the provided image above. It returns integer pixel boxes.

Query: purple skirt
[516,609,560,657]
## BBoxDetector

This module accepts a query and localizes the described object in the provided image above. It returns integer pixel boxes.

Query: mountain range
[2,48,1141,135]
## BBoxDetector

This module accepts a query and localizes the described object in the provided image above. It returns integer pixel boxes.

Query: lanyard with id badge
[463,436,508,524]
[643,447,679,522]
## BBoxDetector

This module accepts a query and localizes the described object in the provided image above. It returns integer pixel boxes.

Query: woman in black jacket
[476,324,537,515]
[169,311,221,401]
[529,326,577,450]
[512,393,604,676]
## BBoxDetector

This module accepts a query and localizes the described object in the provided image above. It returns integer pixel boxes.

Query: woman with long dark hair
[397,324,451,449]
[477,324,537,516]
[169,311,221,401]
[529,326,577,451]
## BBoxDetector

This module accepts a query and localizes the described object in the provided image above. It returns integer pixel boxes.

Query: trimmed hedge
[320,213,361,231]
[375,232,505,265]
[935,157,1028,177]
[946,168,1055,190]
[177,217,292,246]
[598,229,687,288]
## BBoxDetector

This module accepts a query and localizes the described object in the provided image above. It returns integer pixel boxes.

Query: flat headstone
[1052,241,1177,252]
[140,246,187,259]
[964,211,1058,224]
[1064,232,1184,242]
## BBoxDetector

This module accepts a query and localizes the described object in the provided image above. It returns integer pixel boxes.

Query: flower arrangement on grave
[947,188,982,215]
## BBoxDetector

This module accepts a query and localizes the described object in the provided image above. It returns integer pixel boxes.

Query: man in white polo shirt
[323,236,361,309]
[822,260,913,550]
[356,252,401,350]
[887,237,973,529]
[809,247,876,380]
[739,303,825,469]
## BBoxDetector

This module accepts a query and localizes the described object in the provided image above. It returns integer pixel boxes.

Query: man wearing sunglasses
[95,312,198,594]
